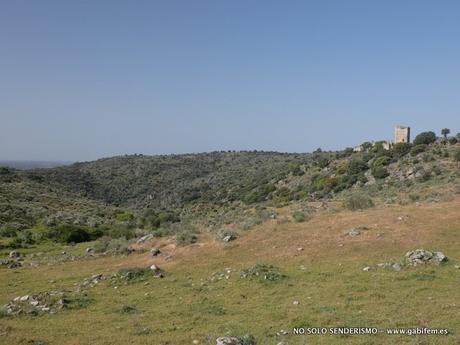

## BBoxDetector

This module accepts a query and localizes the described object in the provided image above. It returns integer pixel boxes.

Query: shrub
[118,305,138,314]
[239,217,262,230]
[93,236,133,255]
[392,142,411,156]
[373,156,391,169]
[413,131,436,145]
[243,183,276,204]
[240,264,286,282]
[343,193,374,211]
[176,232,197,246]
[0,227,17,238]
[347,159,369,175]
[42,224,101,244]
[372,166,389,179]
[454,150,460,162]
[448,137,458,145]
[410,144,427,156]
[291,210,312,223]
[117,267,152,282]
[106,226,137,240]
[115,212,134,222]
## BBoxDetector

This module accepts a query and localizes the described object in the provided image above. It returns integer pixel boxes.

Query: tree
[392,142,411,157]
[413,131,436,145]
[441,128,450,140]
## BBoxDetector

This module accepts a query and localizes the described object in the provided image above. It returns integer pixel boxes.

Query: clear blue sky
[1,0,459,161]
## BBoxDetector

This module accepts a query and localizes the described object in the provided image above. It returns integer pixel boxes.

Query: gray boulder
[216,337,241,345]
[216,335,256,345]
[405,249,448,265]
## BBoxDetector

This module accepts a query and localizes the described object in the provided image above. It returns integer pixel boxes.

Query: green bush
[291,210,312,222]
[373,156,392,169]
[343,193,374,211]
[347,159,369,175]
[0,227,17,238]
[413,131,436,145]
[372,166,389,179]
[392,142,411,156]
[42,224,101,244]
[448,137,458,145]
[94,236,132,255]
[176,231,197,246]
[410,144,428,156]
[243,183,276,204]
[106,226,137,240]
[117,267,152,282]
[114,211,134,222]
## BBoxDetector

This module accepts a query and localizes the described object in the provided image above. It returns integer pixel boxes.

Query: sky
[1,0,459,161]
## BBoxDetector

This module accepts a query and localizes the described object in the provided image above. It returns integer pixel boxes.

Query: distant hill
[1,143,459,233]
[0,160,72,170]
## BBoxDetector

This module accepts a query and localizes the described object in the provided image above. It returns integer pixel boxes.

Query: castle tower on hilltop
[394,126,410,144]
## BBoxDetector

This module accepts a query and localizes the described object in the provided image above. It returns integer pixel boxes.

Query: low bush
[410,144,428,156]
[343,193,374,211]
[291,210,313,223]
[240,264,286,282]
[176,231,198,246]
[42,224,102,244]
[454,150,460,162]
[117,267,152,282]
[372,166,389,179]
[93,236,133,255]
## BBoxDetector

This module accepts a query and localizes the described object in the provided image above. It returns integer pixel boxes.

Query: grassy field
[1,199,460,345]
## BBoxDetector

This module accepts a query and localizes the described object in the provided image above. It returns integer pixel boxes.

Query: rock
[292,300,300,305]
[216,337,241,345]
[363,266,371,272]
[222,235,235,242]
[434,252,448,263]
[91,274,103,283]
[19,295,29,302]
[85,247,94,254]
[136,234,154,244]
[192,340,199,345]
[391,263,402,271]
[277,342,289,345]
[150,264,164,278]
[150,248,161,256]
[405,249,447,265]
[297,247,303,252]
[216,335,256,345]
[348,229,361,237]
[7,261,22,269]
[8,251,20,259]
[454,265,460,269]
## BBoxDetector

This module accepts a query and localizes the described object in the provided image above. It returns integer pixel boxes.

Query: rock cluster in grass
[405,249,447,266]
[216,334,256,345]
[217,230,238,242]
[240,264,286,282]
[1,291,83,316]
[209,268,234,282]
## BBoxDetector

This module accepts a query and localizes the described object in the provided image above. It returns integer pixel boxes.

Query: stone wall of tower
[394,126,410,143]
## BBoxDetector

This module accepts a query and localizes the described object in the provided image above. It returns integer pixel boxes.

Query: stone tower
[394,126,410,144]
